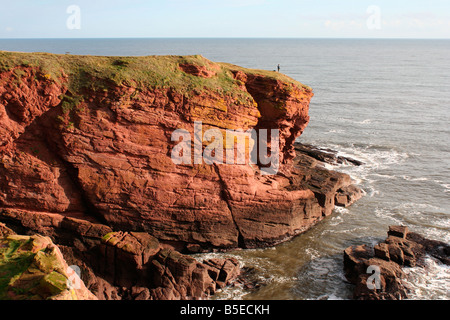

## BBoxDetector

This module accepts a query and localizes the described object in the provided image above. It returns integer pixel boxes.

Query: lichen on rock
[0,234,96,300]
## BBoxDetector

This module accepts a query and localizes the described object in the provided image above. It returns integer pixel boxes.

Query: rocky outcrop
[0,51,363,252]
[294,143,364,166]
[146,250,240,300]
[0,233,96,300]
[343,226,450,300]
[294,142,365,209]
[0,222,14,237]
[0,208,240,300]
[0,51,364,299]
[99,231,240,300]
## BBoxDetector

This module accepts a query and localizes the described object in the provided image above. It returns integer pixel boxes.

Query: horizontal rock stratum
[0,51,362,254]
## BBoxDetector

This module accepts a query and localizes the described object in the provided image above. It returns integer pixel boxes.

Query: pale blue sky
[1,0,449,38]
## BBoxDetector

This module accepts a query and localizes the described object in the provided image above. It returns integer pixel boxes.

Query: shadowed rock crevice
[213,163,246,249]
[14,104,109,226]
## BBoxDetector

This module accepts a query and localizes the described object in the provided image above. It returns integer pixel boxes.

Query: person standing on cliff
[277,64,280,72]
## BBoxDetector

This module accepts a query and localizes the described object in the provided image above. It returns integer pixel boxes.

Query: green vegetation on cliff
[0,234,78,300]
[0,50,311,98]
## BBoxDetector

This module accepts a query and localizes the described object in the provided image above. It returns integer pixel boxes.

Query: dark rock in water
[292,142,365,210]
[231,266,266,292]
[147,250,240,300]
[387,225,408,239]
[294,142,364,166]
[343,225,450,300]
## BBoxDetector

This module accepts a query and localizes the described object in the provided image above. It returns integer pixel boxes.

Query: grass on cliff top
[0,236,69,300]
[0,50,311,96]
[0,237,36,299]
[219,62,312,92]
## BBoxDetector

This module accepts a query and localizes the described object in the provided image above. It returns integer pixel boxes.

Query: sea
[1,38,449,300]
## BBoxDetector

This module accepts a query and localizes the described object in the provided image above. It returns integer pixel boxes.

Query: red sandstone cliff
[0,52,363,299]
[0,52,361,252]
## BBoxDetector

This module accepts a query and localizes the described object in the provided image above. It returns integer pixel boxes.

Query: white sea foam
[325,129,345,134]
[401,175,429,182]
[374,207,404,225]
[420,227,450,243]
[213,285,246,300]
[305,248,320,260]
[442,183,450,193]
[363,185,379,197]
[404,257,450,300]
[322,163,335,170]
[335,117,372,125]
[321,226,369,236]
[430,179,450,194]
[368,173,397,180]
[265,275,299,284]
[396,202,441,211]
[318,143,409,178]
[333,207,349,215]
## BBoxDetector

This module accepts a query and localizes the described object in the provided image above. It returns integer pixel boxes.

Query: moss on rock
[0,234,96,300]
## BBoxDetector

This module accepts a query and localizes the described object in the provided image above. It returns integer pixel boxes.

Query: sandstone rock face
[147,250,240,300]
[0,209,240,300]
[0,52,365,300]
[0,234,96,300]
[343,226,450,300]
[0,52,362,252]
[98,231,240,300]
